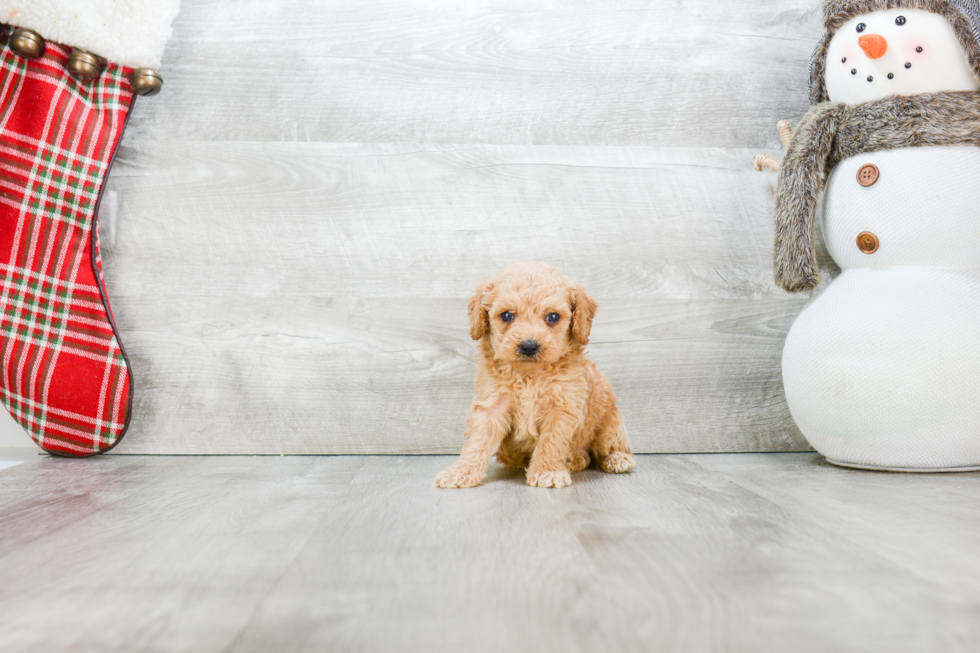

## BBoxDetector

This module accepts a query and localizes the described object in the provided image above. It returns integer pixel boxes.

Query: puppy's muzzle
[518,340,540,358]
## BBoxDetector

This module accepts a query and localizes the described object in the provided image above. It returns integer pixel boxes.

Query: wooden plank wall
[104,0,828,454]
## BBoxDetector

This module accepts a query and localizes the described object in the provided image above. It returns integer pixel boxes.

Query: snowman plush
[772,0,980,470]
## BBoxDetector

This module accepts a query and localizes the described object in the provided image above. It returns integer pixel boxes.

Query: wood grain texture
[127,0,820,147]
[1,454,979,652]
[102,144,824,454]
[97,0,834,453]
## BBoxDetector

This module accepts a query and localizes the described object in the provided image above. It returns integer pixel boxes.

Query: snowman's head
[826,9,978,102]
[809,0,980,104]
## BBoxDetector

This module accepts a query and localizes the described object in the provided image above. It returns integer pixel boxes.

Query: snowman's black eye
[856,23,866,32]
[896,16,906,25]
[887,73,894,79]
[842,56,847,63]
[867,75,874,82]
[916,46,923,52]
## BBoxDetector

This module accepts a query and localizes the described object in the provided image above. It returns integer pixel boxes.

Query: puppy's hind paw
[432,465,484,489]
[525,467,572,488]
[600,452,635,474]
[496,450,529,469]
[566,450,590,473]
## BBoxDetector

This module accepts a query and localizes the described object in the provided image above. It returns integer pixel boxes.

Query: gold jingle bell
[68,49,102,80]
[129,68,163,97]
[9,28,44,59]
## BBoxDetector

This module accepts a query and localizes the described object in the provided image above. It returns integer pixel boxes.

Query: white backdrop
[86,0,827,454]
[0,411,32,448]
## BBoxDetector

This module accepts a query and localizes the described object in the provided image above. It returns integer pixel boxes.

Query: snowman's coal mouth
[843,49,918,84]
[848,67,909,82]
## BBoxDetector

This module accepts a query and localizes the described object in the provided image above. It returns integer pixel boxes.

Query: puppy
[433,261,634,489]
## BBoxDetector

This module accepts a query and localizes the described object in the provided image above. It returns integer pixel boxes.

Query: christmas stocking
[0,1,180,456]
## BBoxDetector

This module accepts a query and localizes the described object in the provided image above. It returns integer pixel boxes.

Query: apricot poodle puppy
[433,261,635,489]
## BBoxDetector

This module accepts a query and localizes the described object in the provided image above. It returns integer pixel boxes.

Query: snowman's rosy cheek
[839,46,860,65]
[902,41,926,59]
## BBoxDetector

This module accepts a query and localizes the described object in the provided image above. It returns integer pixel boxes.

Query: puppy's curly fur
[433,261,634,489]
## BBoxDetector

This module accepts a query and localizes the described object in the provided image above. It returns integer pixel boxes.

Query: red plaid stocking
[0,33,134,456]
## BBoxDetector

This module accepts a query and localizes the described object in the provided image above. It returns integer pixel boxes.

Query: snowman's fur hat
[809,0,980,104]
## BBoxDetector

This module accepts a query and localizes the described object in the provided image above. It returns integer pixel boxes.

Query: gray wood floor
[1,454,978,652]
[100,0,827,454]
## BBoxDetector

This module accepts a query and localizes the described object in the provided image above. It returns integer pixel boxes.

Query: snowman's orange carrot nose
[858,34,888,59]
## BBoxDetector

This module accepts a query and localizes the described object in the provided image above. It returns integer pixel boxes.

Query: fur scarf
[773,90,980,292]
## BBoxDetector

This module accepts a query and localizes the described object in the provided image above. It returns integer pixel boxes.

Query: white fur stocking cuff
[0,0,181,69]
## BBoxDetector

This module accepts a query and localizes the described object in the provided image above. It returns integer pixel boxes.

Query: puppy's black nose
[519,340,540,357]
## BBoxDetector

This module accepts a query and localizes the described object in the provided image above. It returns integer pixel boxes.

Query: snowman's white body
[782,146,980,469]
[779,7,980,469]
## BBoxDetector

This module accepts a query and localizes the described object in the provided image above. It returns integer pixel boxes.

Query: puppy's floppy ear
[570,284,598,345]
[468,277,496,340]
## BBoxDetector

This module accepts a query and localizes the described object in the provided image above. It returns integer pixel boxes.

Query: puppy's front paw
[525,467,572,488]
[432,465,484,489]
[600,452,635,474]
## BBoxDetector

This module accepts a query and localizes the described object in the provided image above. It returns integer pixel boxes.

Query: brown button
[857,231,879,254]
[857,163,879,187]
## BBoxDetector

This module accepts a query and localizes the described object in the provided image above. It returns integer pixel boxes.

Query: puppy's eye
[856,23,866,32]
[500,311,515,323]
[895,16,906,26]
[546,312,561,324]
